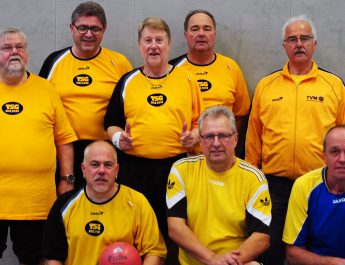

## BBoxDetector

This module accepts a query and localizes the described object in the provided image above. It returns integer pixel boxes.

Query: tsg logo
[2,102,23,115]
[197,79,212,92]
[147,93,167,107]
[73,74,92,86]
[85,220,104,236]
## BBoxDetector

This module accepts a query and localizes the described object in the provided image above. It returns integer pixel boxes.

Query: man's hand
[119,123,133,151]
[180,122,198,151]
[208,250,243,265]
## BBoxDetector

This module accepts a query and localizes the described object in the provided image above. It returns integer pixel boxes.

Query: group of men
[1,1,345,265]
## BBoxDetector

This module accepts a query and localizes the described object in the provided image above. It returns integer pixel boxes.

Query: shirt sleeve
[282,178,309,246]
[134,193,167,258]
[230,61,251,117]
[46,81,77,145]
[335,76,345,125]
[104,73,128,130]
[189,75,204,130]
[118,54,133,75]
[39,48,70,79]
[245,82,264,168]
[41,193,71,261]
[166,164,188,218]
[245,178,272,234]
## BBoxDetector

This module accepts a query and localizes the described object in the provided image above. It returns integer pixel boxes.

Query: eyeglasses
[200,133,236,143]
[73,24,103,35]
[0,44,26,53]
[284,35,314,45]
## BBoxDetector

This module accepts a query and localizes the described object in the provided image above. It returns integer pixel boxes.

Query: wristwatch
[60,174,75,184]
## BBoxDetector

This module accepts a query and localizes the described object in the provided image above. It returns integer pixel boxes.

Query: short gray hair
[199,106,237,133]
[0,27,27,45]
[282,15,317,41]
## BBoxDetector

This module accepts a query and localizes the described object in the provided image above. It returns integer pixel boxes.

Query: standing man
[283,125,345,264]
[170,9,250,157]
[167,106,271,265]
[39,1,132,189]
[246,15,345,265]
[104,17,203,265]
[42,141,166,265]
[0,28,77,265]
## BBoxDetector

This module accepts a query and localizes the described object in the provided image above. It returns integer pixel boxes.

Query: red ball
[99,241,142,265]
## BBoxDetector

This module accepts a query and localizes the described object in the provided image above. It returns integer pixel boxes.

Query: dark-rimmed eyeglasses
[200,132,236,143]
[73,24,103,35]
[0,44,26,53]
[284,35,314,45]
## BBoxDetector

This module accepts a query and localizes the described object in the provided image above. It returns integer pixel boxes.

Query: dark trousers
[259,175,294,265]
[0,220,45,265]
[117,150,186,265]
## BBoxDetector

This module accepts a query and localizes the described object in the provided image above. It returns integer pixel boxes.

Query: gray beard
[6,64,25,77]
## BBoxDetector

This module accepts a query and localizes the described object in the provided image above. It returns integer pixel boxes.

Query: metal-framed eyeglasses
[284,35,314,45]
[73,24,103,35]
[199,132,236,143]
[0,44,26,53]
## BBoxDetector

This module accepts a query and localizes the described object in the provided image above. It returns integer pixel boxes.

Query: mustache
[294,48,306,54]
[9,56,21,61]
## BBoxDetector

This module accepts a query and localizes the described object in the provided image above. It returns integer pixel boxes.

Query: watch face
[67,175,75,183]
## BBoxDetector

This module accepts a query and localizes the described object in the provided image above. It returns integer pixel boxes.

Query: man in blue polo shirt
[283,125,345,264]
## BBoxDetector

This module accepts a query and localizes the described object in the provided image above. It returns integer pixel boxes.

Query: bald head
[83,140,117,163]
[323,125,345,152]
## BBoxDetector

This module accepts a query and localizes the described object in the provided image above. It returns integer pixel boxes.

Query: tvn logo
[2,102,23,115]
[306,95,324,103]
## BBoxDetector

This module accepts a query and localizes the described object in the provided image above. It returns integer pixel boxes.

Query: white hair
[282,15,317,41]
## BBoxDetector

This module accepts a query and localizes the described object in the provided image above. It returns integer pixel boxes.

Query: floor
[1,232,19,265]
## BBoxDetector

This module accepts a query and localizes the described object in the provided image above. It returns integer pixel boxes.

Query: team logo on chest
[2,102,23,115]
[306,95,324,103]
[85,220,104,236]
[197,79,212,92]
[147,93,167,107]
[73,74,93,86]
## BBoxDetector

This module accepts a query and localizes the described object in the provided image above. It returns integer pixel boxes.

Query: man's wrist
[60,174,75,184]
[112,131,122,150]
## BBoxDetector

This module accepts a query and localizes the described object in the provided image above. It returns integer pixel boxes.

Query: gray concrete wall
[0,0,344,96]
[0,0,344,264]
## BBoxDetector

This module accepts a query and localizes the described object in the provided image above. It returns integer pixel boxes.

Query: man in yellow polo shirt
[42,141,166,265]
[0,28,76,265]
[39,1,132,190]
[167,106,271,265]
